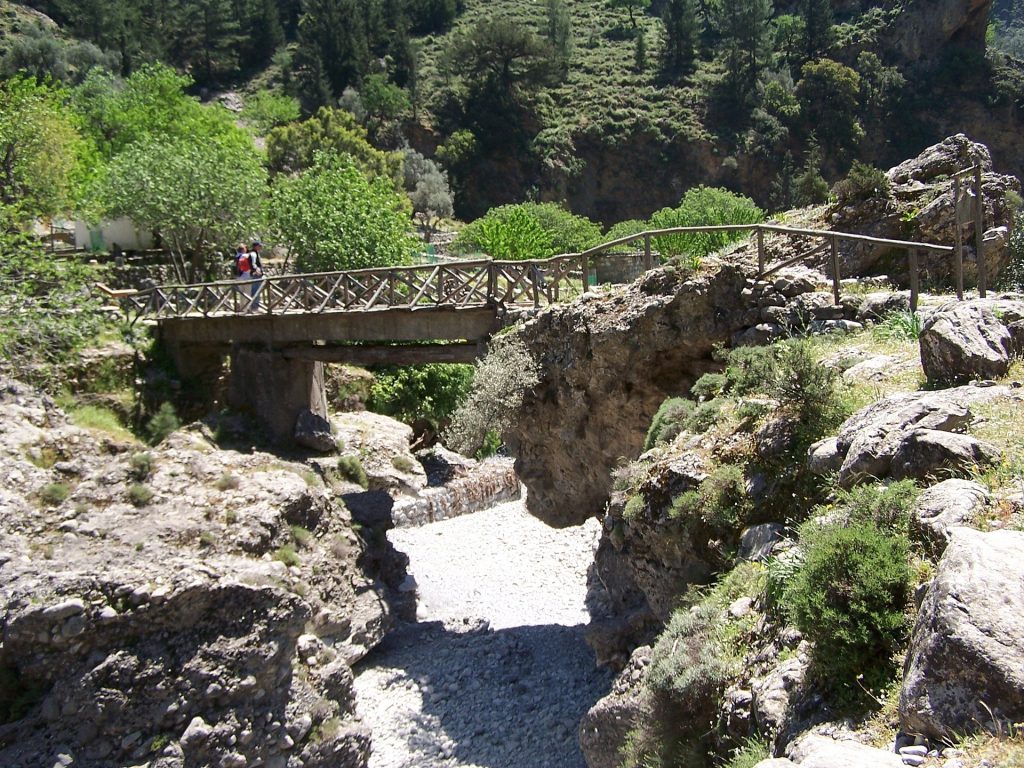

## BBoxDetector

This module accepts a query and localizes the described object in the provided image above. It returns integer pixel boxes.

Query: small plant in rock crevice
[337,455,369,488]
[39,482,70,507]
[128,483,154,507]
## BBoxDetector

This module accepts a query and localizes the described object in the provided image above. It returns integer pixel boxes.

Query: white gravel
[352,496,612,768]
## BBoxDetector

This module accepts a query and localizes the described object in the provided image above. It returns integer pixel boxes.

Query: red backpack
[237,252,251,274]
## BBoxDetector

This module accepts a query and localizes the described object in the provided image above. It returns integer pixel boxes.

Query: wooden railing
[120,223,965,321]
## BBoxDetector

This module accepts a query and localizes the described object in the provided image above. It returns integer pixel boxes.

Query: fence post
[644,233,652,271]
[830,234,841,305]
[974,164,986,297]
[582,254,588,293]
[954,175,964,300]
[756,227,765,277]
[909,249,919,312]
[487,261,496,303]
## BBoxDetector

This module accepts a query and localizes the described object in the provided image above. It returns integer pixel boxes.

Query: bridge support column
[159,339,230,415]
[229,346,328,446]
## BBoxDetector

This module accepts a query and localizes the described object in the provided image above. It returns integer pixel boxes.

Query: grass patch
[67,404,136,441]
[25,445,59,469]
[215,473,240,491]
[391,454,416,473]
[337,455,369,489]
[39,482,70,507]
[129,452,153,480]
[290,524,314,548]
[274,544,301,567]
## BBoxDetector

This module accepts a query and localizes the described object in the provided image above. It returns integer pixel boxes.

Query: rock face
[504,264,751,528]
[900,528,1024,741]
[784,732,904,768]
[910,479,990,554]
[919,298,1024,385]
[0,377,409,768]
[578,646,650,768]
[832,135,1020,285]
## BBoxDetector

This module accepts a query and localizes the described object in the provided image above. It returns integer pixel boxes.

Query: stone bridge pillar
[228,346,328,446]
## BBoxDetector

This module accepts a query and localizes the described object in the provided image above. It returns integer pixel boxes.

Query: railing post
[830,234,841,305]
[644,233,652,271]
[487,262,496,303]
[756,227,765,277]
[954,175,964,300]
[974,164,986,297]
[909,248,919,312]
[581,254,588,293]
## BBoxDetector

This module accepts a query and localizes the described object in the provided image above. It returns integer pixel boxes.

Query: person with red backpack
[247,240,265,311]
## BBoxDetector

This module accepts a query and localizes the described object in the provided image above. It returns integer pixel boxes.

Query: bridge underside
[157,306,499,447]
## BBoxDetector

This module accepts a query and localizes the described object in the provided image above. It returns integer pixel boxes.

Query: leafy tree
[268,150,416,272]
[265,107,402,182]
[452,205,554,260]
[0,76,88,221]
[648,186,764,265]
[369,363,474,439]
[446,18,551,98]
[773,14,805,71]
[661,0,698,77]
[796,58,863,157]
[793,142,830,206]
[403,150,454,241]
[71,64,246,161]
[241,91,301,134]
[522,202,603,253]
[94,136,266,281]
[360,72,411,138]
[607,0,652,28]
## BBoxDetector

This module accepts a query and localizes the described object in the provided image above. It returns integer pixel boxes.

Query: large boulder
[900,528,1024,741]
[579,646,650,768]
[910,479,990,554]
[810,385,1019,488]
[919,299,1024,385]
[785,733,903,767]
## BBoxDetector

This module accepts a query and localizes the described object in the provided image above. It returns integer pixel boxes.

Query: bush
[644,397,696,449]
[835,479,919,536]
[290,525,314,548]
[146,402,180,445]
[831,160,890,205]
[129,452,153,481]
[274,544,300,567]
[39,483,70,506]
[452,204,555,260]
[784,521,911,681]
[128,483,154,507]
[368,364,474,437]
[215,473,240,491]
[648,186,764,267]
[445,334,541,457]
[337,455,369,488]
[668,463,751,533]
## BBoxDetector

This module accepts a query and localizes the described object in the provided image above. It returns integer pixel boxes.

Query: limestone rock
[738,523,786,562]
[785,733,903,767]
[332,411,426,495]
[918,300,1022,385]
[504,264,750,527]
[752,656,808,738]
[889,428,1000,482]
[579,646,650,768]
[294,408,336,452]
[911,479,990,554]
[900,528,1024,741]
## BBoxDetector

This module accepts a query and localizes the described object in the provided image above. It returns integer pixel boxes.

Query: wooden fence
[118,223,967,321]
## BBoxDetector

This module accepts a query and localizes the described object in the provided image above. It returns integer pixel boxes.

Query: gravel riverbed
[352,497,613,768]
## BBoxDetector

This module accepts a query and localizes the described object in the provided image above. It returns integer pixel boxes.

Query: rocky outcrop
[784,732,904,767]
[919,298,1024,385]
[831,135,1020,286]
[899,528,1024,741]
[0,377,409,768]
[910,479,990,554]
[808,385,1016,488]
[504,264,751,528]
[578,646,650,768]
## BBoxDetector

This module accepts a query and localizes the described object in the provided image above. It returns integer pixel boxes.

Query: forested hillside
[2,0,1023,223]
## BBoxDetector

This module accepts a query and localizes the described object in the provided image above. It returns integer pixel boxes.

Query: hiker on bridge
[247,240,265,311]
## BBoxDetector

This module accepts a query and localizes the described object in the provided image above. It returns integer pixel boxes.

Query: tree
[95,136,266,282]
[0,76,88,222]
[800,0,834,63]
[403,150,454,242]
[451,204,554,260]
[268,150,416,272]
[648,186,764,265]
[293,0,371,99]
[796,58,863,157]
[265,107,403,183]
[661,0,698,77]
[634,31,647,72]
[360,73,411,139]
[178,0,242,82]
[546,0,573,76]
[713,0,774,103]
[447,18,550,97]
[607,0,652,28]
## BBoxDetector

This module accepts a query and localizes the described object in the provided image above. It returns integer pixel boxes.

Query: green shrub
[146,402,180,445]
[445,334,541,457]
[690,372,727,401]
[644,397,695,449]
[452,204,555,260]
[215,473,240,491]
[337,455,369,488]
[39,483,70,506]
[128,483,154,507]
[724,738,771,768]
[667,463,751,533]
[831,160,891,205]
[872,310,922,341]
[648,186,764,266]
[784,521,911,682]
[391,455,416,473]
[623,493,647,519]
[274,544,301,567]
[129,452,153,480]
[835,479,919,536]
[683,399,721,434]
[368,364,473,436]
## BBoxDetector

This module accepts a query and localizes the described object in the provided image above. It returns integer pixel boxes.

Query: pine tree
[714,0,773,103]
[661,0,698,76]
[801,0,834,62]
